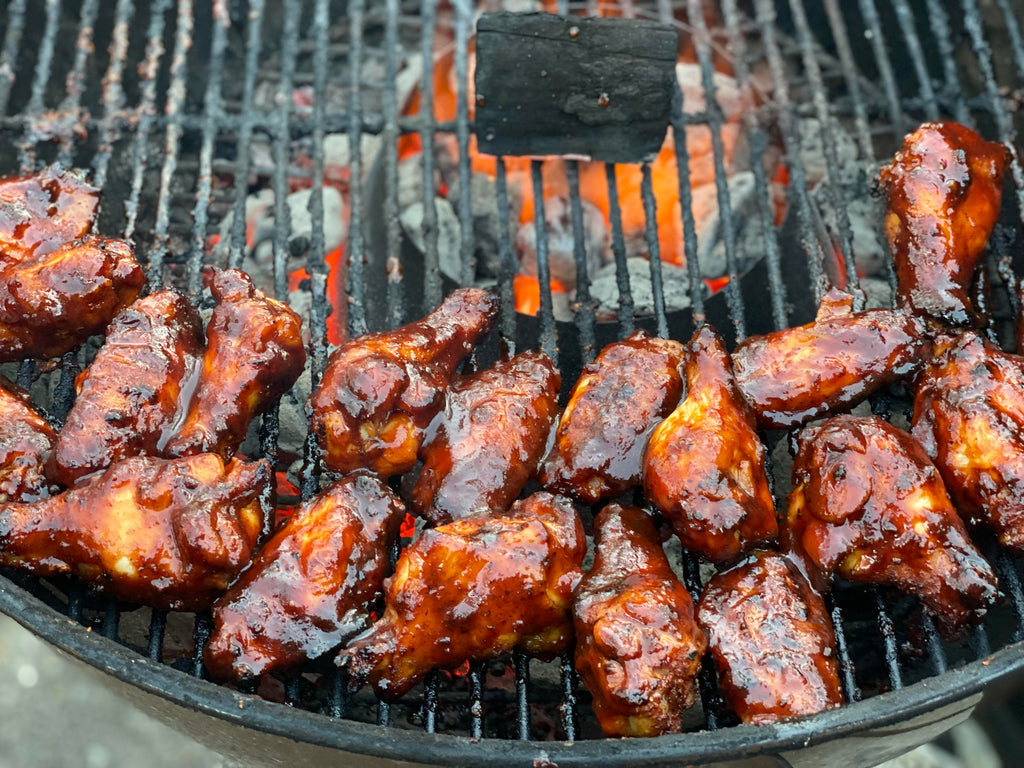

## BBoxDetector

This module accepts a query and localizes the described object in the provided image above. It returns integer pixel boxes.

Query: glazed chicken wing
[879,121,1009,326]
[697,551,842,725]
[165,268,305,460]
[785,415,998,633]
[412,351,560,526]
[643,325,777,563]
[573,504,706,737]
[732,289,929,429]
[0,378,57,502]
[0,236,145,362]
[912,332,1024,553]
[539,330,685,504]
[52,290,204,486]
[340,491,585,699]
[0,164,99,264]
[0,454,269,610]
[310,288,499,477]
[204,473,406,683]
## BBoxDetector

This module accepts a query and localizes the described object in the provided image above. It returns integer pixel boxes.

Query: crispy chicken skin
[204,473,405,683]
[912,332,1024,553]
[0,236,145,362]
[165,268,305,460]
[643,325,777,563]
[0,454,270,610]
[412,351,560,526]
[697,551,842,725]
[539,330,685,505]
[879,121,1009,326]
[732,289,929,429]
[785,416,998,633]
[52,290,204,486]
[0,378,57,502]
[310,288,499,477]
[573,504,706,737]
[0,164,99,264]
[340,492,585,699]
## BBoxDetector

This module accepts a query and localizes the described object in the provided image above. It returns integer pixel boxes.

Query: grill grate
[0,0,1023,755]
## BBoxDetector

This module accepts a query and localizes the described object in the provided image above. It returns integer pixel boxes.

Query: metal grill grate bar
[418,0,443,314]
[346,0,368,336]
[856,0,906,141]
[993,0,1024,81]
[875,591,904,690]
[92,0,136,190]
[0,0,26,116]
[891,0,940,121]
[668,89,706,322]
[531,160,559,364]
[604,163,635,338]
[640,163,670,338]
[566,160,598,363]
[830,603,861,703]
[17,0,60,170]
[923,0,969,125]
[383,0,405,330]
[56,0,101,168]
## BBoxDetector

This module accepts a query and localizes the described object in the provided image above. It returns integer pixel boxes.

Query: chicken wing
[732,289,929,429]
[0,453,269,610]
[539,330,685,505]
[0,164,99,265]
[785,415,998,633]
[573,504,705,737]
[164,268,305,460]
[52,290,204,486]
[0,236,145,362]
[0,378,57,502]
[912,331,1024,553]
[310,287,499,477]
[412,351,560,526]
[879,121,1009,326]
[643,325,777,563]
[697,551,842,725]
[204,473,405,683]
[340,491,585,699]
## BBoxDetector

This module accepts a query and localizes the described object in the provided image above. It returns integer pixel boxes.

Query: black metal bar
[640,163,669,339]
[192,611,212,679]
[875,592,904,690]
[923,0,970,126]
[514,651,530,740]
[469,663,484,739]
[227,0,266,270]
[604,164,635,339]
[92,0,136,190]
[376,699,391,727]
[993,0,1024,82]
[101,598,120,641]
[856,0,906,140]
[921,613,948,675]
[668,90,706,324]
[55,0,101,167]
[17,0,60,170]
[454,0,474,287]
[682,552,721,730]
[969,623,991,660]
[383,0,405,330]
[271,0,302,304]
[329,668,349,718]
[821,0,874,161]
[830,603,861,703]
[346,0,368,336]
[423,670,439,733]
[995,549,1024,642]
[559,652,578,741]
[566,161,597,364]
[147,610,167,662]
[418,0,443,313]
[531,160,558,364]
[494,158,518,349]
[891,0,940,121]
[0,0,26,116]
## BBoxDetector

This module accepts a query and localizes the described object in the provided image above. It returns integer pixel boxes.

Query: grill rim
[2,574,1021,767]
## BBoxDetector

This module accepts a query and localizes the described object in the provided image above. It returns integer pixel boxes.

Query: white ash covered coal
[515,196,610,292]
[589,257,694,322]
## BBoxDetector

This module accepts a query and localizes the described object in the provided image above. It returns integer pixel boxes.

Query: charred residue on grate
[0,0,1023,753]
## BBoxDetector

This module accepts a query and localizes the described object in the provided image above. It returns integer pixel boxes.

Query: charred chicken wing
[643,325,777,563]
[340,491,585,699]
[786,415,998,633]
[573,504,706,737]
[0,164,99,264]
[0,236,145,362]
[539,330,686,505]
[732,289,929,429]
[0,454,269,610]
[879,121,1009,326]
[310,288,499,477]
[697,551,842,725]
[165,268,305,460]
[0,378,57,502]
[52,290,204,486]
[204,473,406,683]
[912,332,1024,553]
[412,351,560,526]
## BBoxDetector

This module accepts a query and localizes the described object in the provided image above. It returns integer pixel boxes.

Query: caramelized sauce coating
[732,289,929,429]
[912,332,1024,553]
[879,121,1009,326]
[412,351,560,526]
[340,492,585,699]
[539,330,685,504]
[697,551,842,725]
[52,290,204,486]
[0,454,269,610]
[643,325,777,563]
[310,288,499,477]
[204,473,406,683]
[573,504,706,737]
[0,378,57,502]
[164,268,305,460]
[786,415,998,633]
[0,164,99,264]
[0,236,145,362]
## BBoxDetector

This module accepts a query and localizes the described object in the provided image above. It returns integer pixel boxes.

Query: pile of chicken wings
[0,120,1018,739]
